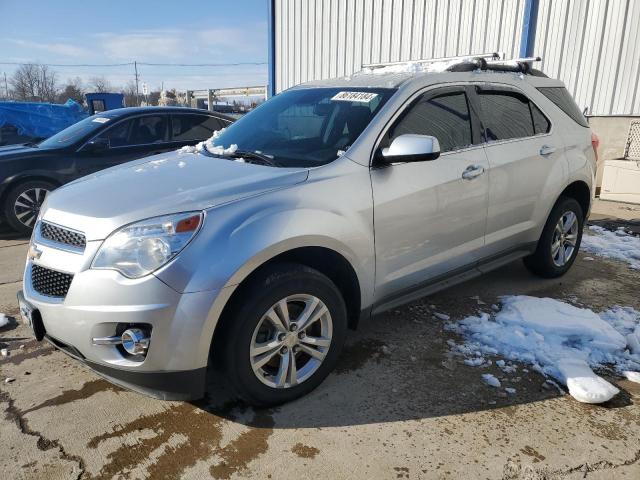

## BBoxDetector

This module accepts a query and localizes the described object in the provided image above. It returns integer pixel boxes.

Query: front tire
[3,180,55,234]
[218,263,347,406]
[523,196,584,278]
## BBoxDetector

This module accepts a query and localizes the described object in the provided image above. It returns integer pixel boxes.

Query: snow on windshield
[581,225,640,269]
[178,128,239,157]
[443,296,640,404]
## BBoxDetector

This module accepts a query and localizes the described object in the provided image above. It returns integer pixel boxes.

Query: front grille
[31,264,73,298]
[40,222,86,250]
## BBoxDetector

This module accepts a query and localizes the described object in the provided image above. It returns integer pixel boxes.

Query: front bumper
[20,257,222,400]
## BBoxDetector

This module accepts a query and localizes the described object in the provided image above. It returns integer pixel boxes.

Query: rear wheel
[218,263,347,406]
[3,180,55,234]
[523,196,584,278]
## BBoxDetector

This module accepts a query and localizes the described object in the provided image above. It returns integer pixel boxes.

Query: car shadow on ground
[588,216,640,236]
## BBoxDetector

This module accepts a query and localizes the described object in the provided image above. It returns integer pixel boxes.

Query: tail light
[591,133,600,162]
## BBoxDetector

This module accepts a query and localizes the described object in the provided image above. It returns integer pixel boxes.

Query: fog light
[121,328,150,355]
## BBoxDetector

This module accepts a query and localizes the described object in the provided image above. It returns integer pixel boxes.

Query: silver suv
[18,56,597,405]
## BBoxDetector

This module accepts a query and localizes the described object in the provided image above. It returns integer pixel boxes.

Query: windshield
[38,114,115,149]
[210,87,395,167]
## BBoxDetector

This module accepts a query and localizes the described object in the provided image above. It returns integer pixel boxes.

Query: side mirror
[376,134,440,164]
[84,138,109,153]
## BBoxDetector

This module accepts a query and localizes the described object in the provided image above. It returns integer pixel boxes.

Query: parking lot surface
[1,202,639,479]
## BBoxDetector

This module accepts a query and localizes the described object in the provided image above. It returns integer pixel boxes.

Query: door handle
[462,164,485,180]
[539,145,556,156]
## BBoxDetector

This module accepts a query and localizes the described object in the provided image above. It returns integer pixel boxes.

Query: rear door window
[171,114,227,141]
[477,90,535,141]
[537,87,589,127]
[389,90,474,152]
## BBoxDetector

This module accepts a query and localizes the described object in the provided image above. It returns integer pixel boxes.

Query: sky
[0,0,268,92]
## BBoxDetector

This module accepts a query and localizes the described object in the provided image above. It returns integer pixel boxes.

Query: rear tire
[3,180,55,234]
[217,262,347,407]
[523,196,584,278]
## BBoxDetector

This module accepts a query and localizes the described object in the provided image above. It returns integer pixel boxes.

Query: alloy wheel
[250,294,333,389]
[13,187,49,229]
[551,210,578,267]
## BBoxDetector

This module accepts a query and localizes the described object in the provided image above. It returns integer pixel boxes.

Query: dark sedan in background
[0,107,233,233]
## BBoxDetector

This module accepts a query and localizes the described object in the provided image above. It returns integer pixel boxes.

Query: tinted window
[390,91,473,152]
[537,87,589,127]
[531,103,551,134]
[171,114,226,141]
[211,87,394,167]
[129,115,168,145]
[478,90,535,141]
[95,119,134,147]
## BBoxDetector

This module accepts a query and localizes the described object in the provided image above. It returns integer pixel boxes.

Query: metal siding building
[270,0,640,116]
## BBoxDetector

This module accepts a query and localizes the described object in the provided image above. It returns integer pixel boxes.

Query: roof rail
[362,52,500,70]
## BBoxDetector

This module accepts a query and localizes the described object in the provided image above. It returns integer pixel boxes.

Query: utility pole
[3,72,8,99]
[134,61,140,107]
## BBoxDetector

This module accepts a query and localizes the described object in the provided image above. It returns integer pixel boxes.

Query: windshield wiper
[227,150,281,167]
[22,142,39,148]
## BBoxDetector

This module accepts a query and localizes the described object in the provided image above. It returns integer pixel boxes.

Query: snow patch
[581,225,640,269]
[178,128,238,157]
[482,373,501,388]
[444,296,640,403]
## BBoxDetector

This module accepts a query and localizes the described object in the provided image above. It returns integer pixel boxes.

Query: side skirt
[363,242,537,320]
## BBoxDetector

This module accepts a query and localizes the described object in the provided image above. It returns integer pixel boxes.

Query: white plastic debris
[581,225,640,269]
[432,312,450,321]
[444,296,640,403]
[0,313,9,328]
[505,387,516,395]
[4,377,15,383]
[0,348,8,357]
[482,373,501,388]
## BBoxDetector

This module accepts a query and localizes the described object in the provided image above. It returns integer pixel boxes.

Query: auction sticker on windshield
[331,91,378,103]
[92,117,110,123]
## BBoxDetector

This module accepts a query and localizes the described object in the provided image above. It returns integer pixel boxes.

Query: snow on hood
[443,296,640,404]
[582,225,640,269]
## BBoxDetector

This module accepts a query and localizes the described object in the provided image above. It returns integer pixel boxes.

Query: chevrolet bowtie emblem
[28,244,43,261]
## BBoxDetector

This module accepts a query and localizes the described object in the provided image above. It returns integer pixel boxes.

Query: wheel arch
[208,245,363,366]
[559,180,591,219]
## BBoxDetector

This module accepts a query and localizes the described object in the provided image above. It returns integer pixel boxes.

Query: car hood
[42,150,309,240]
[0,144,41,157]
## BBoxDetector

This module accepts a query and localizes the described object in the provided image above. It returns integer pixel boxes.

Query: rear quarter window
[537,87,589,128]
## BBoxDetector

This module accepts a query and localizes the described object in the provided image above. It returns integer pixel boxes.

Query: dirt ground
[1,199,639,479]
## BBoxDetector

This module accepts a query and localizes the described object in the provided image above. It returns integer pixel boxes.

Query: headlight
[92,212,203,278]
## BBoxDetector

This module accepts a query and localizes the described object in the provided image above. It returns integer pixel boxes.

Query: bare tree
[57,77,85,105]
[121,80,138,107]
[89,76,112,93]
[9,63,59,102]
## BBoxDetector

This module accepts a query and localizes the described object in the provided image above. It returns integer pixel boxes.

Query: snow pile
[0,313,9,328]
[445,296,640,404]
[581,225,640,269]
[178,128,238,157]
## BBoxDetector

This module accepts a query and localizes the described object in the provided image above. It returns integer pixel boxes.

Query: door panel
[474,86,567,256]
[372,87,489,300]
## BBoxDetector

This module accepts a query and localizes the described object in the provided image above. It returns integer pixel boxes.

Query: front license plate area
[18,295,46,341]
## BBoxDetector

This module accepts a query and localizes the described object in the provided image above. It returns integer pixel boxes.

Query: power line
[0,61,267,68]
